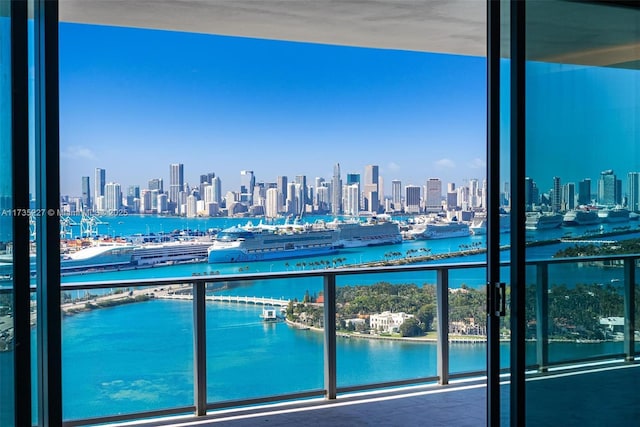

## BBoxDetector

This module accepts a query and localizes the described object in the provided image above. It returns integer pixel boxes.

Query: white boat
[525,212,563,230]
[208,221,339,263]
[326,216,402,248]
[408,219,471,240]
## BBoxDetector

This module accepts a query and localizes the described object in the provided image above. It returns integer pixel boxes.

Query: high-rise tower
[94,168,105,211]
[332,163,342,215]
[169,163,184,206]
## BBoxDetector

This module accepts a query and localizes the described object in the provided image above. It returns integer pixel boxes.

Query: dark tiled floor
[109,362,640,427]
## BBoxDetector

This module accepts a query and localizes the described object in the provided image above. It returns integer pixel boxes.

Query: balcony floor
[106,361,640,427]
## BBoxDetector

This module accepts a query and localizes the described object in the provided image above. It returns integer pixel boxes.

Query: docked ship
[562,208,601,226]
[407,219,471,240]
[326,216,402,248]
[469,213,510,235]
[525,212,563,230]
[207,221,339,263]
[23,239,213,276]
[130,240,212,266]
[597,207,630,223]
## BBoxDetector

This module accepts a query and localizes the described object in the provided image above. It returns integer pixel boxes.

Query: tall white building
[186,194,197,218]
[265,187,281,218]
[104,182,121,212]
[391,179,402,210]
[344,183,360,216]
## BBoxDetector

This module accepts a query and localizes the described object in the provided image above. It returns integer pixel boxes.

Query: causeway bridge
[158,293,291,307]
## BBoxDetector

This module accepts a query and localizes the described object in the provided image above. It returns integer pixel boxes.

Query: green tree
[399,317,423,337]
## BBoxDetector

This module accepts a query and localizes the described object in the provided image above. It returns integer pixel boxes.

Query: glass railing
[14,254,639,425]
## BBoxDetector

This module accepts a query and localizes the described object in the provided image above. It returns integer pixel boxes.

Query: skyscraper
[425,178,442,212]
[81,176,91,212]
[94,168,105,211]
[628,172,640,212]
[169,163,184,206]
[104,182,121,212]
[598,169,620,206]
[265,188,281,218]
[552,176,561,212]
[148,178,163,193]
[332,163,342,215]
[563,182,576,211]
[211,176,222,206]
[578,178,592,206]
[405,185,421,214]
[344,184,359,216]
[240,170,255,205]
[295,175,307,209]
[363,165,379,213]
[391,179,402,210]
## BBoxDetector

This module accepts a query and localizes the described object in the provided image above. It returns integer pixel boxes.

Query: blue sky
[59,23,487,197]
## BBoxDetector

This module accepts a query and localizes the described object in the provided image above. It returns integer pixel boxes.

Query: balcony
[5,254,639,426]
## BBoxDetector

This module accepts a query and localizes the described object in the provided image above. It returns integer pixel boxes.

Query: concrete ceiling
[58,0,640,67]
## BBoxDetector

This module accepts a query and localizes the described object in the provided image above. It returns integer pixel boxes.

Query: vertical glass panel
[61,283,193,420]
[336,270,439,387]
[0,2,14,425]
[207,276,324,400]
[449,266,488,375]
[524,1,640,425]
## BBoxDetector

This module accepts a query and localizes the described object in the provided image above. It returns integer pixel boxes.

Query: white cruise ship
[407,219,471,240]
[525,212,563,230]
[326,216,402,248]
[597,207,630,223]
[470,213,510,235]
[562,208,601,226]
[208,221,339,263]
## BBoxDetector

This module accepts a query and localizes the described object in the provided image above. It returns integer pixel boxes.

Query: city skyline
[59,22,487,197]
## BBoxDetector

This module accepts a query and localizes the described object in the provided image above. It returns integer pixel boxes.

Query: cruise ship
[130,240,212,266]
[562,208,601,226]
[469,213,510,235]
[525,212,563,230]
[407,219,471,240]
[207,222,339,263]
[326,216,402,248]
[597,207,630,223]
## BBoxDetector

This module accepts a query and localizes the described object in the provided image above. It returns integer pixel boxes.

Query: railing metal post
[623,259,635,362]
[193,280,207,415]
[324,273,337,399]
[536,263,549,372]
[437,268,449,385]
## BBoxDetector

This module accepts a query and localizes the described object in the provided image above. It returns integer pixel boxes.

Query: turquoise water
[25,215,640,420]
